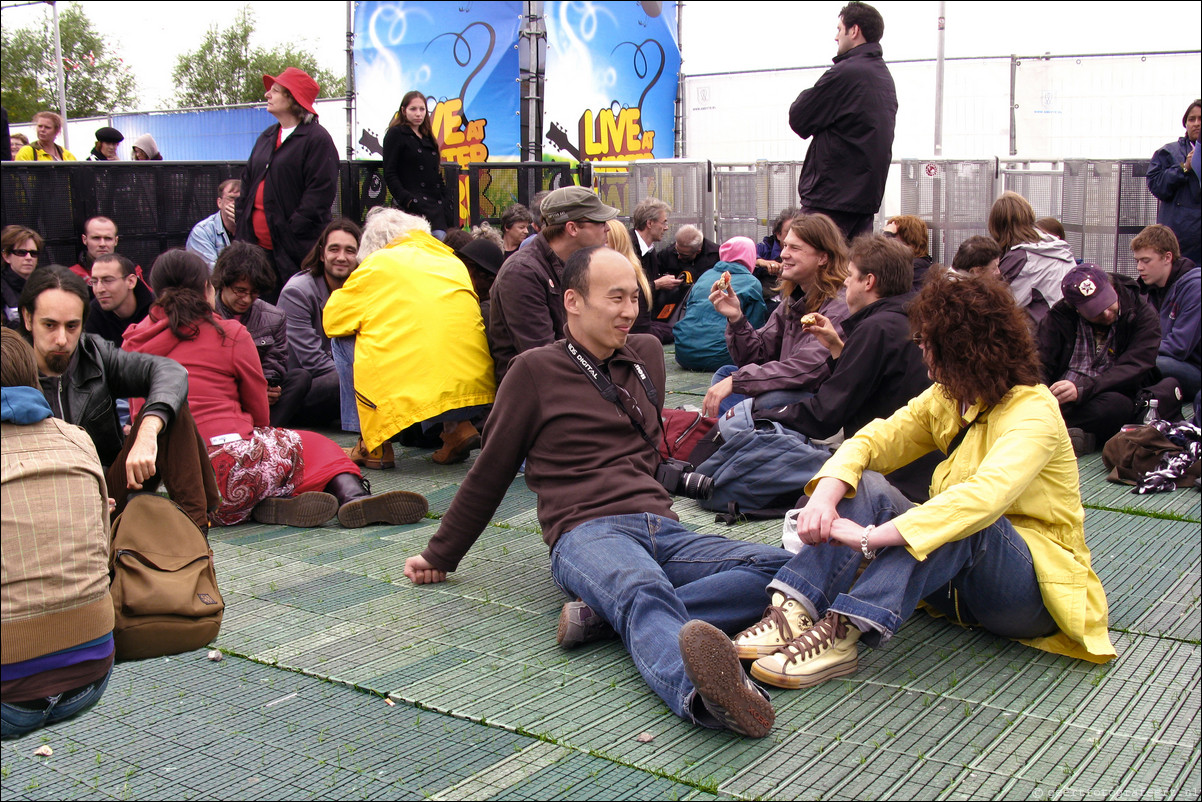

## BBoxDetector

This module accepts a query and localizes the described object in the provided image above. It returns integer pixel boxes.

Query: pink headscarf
[719,236,756,269]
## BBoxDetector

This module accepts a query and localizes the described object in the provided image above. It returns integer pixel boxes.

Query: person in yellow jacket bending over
[323,207,495,466]
[680,270,1116,697]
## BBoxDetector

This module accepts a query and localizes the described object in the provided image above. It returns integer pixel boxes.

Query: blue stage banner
[543,1,680,163]
[352,1,522,163]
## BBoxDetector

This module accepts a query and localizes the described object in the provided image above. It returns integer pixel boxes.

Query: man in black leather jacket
[19,266,218,529]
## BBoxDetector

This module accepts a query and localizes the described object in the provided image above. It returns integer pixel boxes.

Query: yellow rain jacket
[809,383,1117,664]
[323,230,496,450]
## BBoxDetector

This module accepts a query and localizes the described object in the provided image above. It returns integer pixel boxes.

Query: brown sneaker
[733,592,814,659]
[750,611,861,690]
[338,490,429,527]
[252,492,340,527]
[556,600,615,649]
[431,421,481,465]
[345,438,396,470]
[679,620,775,738]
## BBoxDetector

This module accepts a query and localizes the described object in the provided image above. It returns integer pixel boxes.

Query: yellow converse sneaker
[732,592,814,659]
[750,611,861,689]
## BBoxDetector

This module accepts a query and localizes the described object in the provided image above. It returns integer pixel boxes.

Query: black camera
[655,458,714,500]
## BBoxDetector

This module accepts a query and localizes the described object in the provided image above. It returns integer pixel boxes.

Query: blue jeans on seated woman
[769,470,1058,648]
[711,365,813,416]
[1,665,112,740]
[550,513,790,723]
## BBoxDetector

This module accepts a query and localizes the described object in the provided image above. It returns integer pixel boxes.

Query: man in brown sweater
[404,246,792,738]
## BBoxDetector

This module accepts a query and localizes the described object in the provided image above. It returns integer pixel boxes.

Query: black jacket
[657,237,721,282]
[38,333,188,467]
[382,125,449,230]
[789,42,897,214]
[84,278,154,347]
[756,292,936,501]
[236,121,339,283]
[215,296,289,383]
[1038,274,1161,403]
[2,267,25,330]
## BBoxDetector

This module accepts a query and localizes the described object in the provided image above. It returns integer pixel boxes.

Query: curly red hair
[909,269,1042,408]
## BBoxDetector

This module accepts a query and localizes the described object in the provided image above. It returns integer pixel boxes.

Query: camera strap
[564,340,664,449]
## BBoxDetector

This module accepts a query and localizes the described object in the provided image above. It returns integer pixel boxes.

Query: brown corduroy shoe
[431,421,481,465]
[346,438,395,469]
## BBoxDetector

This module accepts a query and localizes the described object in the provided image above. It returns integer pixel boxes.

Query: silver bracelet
[861,525,877,560]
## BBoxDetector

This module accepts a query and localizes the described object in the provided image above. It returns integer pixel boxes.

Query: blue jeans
[1156,354,1201,418]
[331,335,360,433]
[711,365,813,416]
[550,514,791,723]
[770,471,1057,648]
[1,665,112,739]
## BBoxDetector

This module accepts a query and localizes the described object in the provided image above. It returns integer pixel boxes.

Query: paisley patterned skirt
[207,427,306,525]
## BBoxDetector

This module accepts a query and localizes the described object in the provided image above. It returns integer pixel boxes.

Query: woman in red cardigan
[122,250,427,528]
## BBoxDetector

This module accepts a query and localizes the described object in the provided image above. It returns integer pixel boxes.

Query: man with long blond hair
[703,213,850,416]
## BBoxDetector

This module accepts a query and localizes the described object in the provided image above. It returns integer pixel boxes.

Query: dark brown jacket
[422,332,673,572]
[487,234,567,383]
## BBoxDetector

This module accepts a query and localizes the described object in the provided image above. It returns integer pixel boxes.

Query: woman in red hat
[235,67,339,300]
[382,90,452,238]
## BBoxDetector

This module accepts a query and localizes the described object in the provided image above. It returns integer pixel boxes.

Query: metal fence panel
[1002,165,1063,220]
[714,164,758,243]
[899,159,996,263]
[1061,159,1156,276]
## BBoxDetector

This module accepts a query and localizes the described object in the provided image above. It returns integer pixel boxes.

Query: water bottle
[1142,398,1159,425]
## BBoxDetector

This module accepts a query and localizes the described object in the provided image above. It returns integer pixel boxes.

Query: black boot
[324,473,428,528]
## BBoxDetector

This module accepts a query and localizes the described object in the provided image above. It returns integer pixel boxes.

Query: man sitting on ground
[83,254,154,348]
[488,186,617,383]
[279,219,361,429]
[404,245,792,738]
[653,224,720,335]
[186,180,241,270]
[212,242,310,428]
[1038,264,1161,455]
[1,329,114,739]
[757,236,937,500]
[1131,224,1200,417]
[18,266,219,531]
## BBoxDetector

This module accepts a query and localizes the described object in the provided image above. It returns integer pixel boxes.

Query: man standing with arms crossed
[789,2,896,241]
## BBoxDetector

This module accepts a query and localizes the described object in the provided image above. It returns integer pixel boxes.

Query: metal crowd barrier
[2,157,1161,277]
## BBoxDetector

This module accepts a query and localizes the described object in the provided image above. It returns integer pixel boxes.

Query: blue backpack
[693,400,834,520]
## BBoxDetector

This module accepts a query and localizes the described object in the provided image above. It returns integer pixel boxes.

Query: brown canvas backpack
[109,493,224,659]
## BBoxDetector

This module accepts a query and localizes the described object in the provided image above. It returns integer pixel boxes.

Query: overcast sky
[2,1,1199,109]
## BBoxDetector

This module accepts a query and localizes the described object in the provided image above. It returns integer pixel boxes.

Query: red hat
[263,68,320,116]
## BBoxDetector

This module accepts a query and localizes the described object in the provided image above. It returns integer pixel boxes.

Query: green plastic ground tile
[255,571,398,615]
[1077,452,1202,522]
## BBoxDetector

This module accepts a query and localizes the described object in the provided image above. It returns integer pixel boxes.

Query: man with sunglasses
[405,245,793,738]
